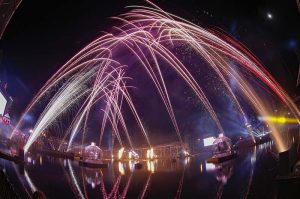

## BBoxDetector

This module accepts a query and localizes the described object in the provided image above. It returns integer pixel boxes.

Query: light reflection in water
[24,170,37,193]
[84,169,102,189]
[118,162,125,175]
[147,160,156,173]
[129,160,138,172]
[1,142,278,199]
[200,163,203,173]
[27,156,32,164]
[214,161,234,184]
[39,156,43,165]
[184,157,190,166]
[251,148,256,165]
[67,160,85,199]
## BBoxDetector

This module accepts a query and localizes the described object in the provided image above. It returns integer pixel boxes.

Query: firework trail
[68,160,85,199]
[120,172,133,199]
[139,173,152,199]
[14,2,299,153]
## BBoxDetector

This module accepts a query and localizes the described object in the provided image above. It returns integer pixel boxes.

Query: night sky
[0,0,299,121]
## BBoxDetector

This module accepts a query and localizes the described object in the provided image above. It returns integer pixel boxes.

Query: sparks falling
[12,3,299,153]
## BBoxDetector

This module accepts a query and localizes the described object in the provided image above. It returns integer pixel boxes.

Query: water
[0,142,277,199]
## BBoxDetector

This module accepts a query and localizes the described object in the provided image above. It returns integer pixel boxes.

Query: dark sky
[0,0,299,119]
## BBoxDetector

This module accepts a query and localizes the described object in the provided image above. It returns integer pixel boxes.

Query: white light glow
[118,147,124,160]
[203,137,216,146]
[146,148,154,159]
[0,92,7,115]
[147,160,155,173]
[205,162,216,172]
[267,13,273,19]
[118,162,125,175]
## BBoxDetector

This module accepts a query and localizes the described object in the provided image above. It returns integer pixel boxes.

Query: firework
[13,4,299,154]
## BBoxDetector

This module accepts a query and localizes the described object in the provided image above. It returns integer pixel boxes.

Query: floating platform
[79,160,108,168]
[207,152,237,164]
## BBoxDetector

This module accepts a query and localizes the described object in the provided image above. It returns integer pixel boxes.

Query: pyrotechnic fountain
[11,2,299,156]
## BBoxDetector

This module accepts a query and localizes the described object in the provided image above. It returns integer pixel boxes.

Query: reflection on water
[24,170,37,193]
[118,162,125,175]
[84,168,102,189]
[147,160,156,173]
[214,161,233,184]
[0,141,277,199]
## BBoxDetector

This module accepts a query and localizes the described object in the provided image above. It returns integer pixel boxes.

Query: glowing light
[184,157,190,165]
[68,160,85,199]
[200,163,203,173]
[245,123,251,128]
[39,156,43,165]
[128,150,139,160]
[0,92,7,115]
[183,150,189,156]
[118,147,125,160]
[147,160,155,173]
[24,170,37,193]
[258,116,299,124]
[129,160,136,172]
[13,5,299,154]
[118,162,125,175]
[203,137,216,146]
[146,148,155,159]
[267,12,273,19]
[205,162,216,172]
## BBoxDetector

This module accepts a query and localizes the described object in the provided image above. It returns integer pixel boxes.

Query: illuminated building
[0,81,13,125]
[83,142,103,161]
